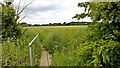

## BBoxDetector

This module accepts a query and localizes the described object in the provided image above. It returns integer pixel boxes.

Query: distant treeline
[20,22,92,27]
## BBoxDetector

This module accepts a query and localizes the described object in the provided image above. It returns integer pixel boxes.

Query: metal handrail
[28,34,39,66]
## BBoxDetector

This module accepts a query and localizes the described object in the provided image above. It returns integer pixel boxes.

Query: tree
[2,0,32,40]
[63,22,66,25]
[2,1,22,40]
[73,2,120,67]
[73,2,120,41]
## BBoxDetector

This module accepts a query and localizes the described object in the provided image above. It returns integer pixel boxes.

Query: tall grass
[2,28,41,66]
[25,25,88,66]
[3,25,120,66]
[2,25,93,66]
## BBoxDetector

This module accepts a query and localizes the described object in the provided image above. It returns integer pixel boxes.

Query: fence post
[28,34,38,66]
[29,45,32,66]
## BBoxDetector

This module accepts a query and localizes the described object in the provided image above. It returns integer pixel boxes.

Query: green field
[25,25,89,66]
[2,25,89,66]
[2,25,120,66]
[2,2,120,67]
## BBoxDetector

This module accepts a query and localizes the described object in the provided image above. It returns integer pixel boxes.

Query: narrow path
[40,44,51,66]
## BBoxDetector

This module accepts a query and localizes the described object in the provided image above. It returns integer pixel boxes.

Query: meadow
[24,25,120,66]
[2,25,120,66]
[25,25,89,66]
[2,2,120,67]
[2,25,89,66]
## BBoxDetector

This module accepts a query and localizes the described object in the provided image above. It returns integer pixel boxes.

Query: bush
[76,39,120,67]
[2,2,22,40]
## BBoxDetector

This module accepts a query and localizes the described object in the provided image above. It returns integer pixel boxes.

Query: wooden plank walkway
[40,45,51,66]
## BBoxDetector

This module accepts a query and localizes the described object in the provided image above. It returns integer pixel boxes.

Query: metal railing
[28,34,39,66]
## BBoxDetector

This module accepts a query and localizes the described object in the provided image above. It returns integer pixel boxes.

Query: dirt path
[40,45,51,66]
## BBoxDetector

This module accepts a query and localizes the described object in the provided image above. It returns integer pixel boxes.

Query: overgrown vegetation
[2,1,41,66]
[47,2,120,67]
[1,1,120,67]
[27,2,120,67]
[73,2,120,67]
[2,1,22,40]
[25,26,88,66]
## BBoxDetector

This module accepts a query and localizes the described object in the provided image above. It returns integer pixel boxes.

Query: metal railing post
[28,34,39,66]
[29,45,32,66]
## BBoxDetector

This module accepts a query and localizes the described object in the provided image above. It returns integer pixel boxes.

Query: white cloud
[13,0,91,25]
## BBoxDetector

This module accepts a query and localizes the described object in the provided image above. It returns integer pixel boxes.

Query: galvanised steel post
[28,34,38,66]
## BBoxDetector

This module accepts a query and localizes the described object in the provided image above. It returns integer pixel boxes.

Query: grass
[2,30,41,66]
[0,44,1,66]
[2,25,89,66]
[24,25,120,66]
[25,25,88,66]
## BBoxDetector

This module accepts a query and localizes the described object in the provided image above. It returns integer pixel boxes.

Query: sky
[13,0,92,25]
